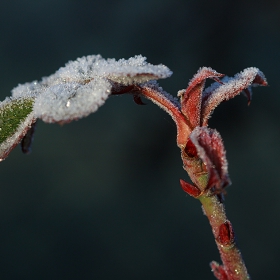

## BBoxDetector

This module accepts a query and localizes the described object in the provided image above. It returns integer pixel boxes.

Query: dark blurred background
[0,0,279,279]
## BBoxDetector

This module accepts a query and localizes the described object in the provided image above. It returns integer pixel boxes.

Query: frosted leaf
[41,54,172,86]
[180,67,224,128]
[138,81,191,147]
[189,127,231,191]
[105,55,172,84]
[34,78,111,123]
[201,67,267,126]
[11,54,172,123]
[202,77,227,101]
[142,80,180,108]
[0,97,35,161]
[185,67,224,97]
[12,81,43,99]
[0,54,172,160]
[138,81,181,119]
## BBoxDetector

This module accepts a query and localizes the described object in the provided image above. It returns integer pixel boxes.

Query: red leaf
[180,67,224,128]
[210,261,229,280]
[189,127,231,192]
[138,82,192,147]
[180,179,201,197]
[184,138,198,158]
[201,67,267,126]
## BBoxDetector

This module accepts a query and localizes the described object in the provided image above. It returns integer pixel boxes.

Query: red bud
[210,261,229,280]
[180,179,201,197]
[217,221,235,246]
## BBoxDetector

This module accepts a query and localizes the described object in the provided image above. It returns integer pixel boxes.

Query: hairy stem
[199,193,250,280]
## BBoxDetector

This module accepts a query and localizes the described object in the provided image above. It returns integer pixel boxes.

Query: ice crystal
[12,55,172,123]
[201,67,267,125]
[34,79,111,123]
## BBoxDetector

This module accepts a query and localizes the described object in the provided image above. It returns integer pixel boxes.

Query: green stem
[199,193,250,280]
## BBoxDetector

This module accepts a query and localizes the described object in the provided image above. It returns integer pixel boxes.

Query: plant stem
[199,193,250,280]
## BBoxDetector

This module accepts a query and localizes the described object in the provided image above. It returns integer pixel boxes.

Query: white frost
[201,67,266,124]
[34,79,111,123]
[11,55,172,123]
[50,55,172,85]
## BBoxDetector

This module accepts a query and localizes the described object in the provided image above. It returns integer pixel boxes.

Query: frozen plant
[0,55,267,279]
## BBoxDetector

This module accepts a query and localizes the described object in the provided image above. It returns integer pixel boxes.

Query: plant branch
[199,192,250,280]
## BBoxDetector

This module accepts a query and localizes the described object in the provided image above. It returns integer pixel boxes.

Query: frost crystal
[201,67,267,125]
[12,55,172,123]
[45,55,172,85]
[34,79,111,123]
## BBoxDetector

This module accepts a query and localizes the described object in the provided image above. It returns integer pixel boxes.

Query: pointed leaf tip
[201,67,267,126]
[210,261,229,280]
[252,69,267,86]
[185,67,224,97]
[133,94,146,105]
[180,67,224,128]
[180,179,201,197]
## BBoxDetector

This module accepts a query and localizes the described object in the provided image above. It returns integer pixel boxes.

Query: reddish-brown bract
[180,67,224,128]
[211,262,229,280]
[188,127,231,192]
[218,221,235,246]
[180,179,201,197]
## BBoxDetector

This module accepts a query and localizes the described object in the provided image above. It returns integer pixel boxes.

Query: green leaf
[0,97,35,160]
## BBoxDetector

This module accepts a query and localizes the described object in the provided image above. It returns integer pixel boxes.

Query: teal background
[0,0,279,279]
